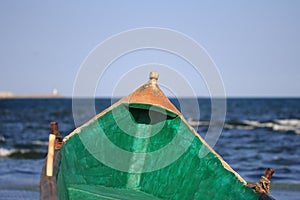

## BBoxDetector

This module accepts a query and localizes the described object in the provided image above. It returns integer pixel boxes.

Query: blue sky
[0,0,299,97]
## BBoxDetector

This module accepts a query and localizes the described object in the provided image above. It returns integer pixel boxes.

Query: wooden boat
[40,72,274,200]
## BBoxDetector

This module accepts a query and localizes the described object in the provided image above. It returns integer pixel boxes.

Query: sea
[0,98,299,200]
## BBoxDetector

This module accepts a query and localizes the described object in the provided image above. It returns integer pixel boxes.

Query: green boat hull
[57,103,259,200]
[41,72,264,199]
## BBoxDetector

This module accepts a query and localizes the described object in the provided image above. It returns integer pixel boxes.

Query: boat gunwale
[63,81,247,184]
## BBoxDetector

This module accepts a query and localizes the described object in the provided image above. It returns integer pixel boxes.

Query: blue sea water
[0,98,300,199]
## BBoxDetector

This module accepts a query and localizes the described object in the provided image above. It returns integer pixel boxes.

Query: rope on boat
[255,168,274,195]
[247,168,275,198]
[255,176,271,195]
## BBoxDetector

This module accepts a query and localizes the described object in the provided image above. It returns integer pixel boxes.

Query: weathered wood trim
[46,134,56,177]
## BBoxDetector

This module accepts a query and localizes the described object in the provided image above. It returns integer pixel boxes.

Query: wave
[0,135,5,143]
[187,118,300,134]
[31,140,48,146]
[0,148,46,159]
[272,182,300,190]
[9,140,49,149]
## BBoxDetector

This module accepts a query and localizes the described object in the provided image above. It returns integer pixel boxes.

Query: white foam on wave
[243,119,300,134]
[275,119,300,126]
[0,136,5,142]
[0,148,17,157]
[0,148,43,158]
[273,119,300,134]
[187,118,209,127]
[187,118,300,134]
[243,120,274,129]
[32,140,48,146]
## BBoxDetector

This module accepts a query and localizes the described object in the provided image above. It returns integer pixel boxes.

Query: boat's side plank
[40,151,60,200]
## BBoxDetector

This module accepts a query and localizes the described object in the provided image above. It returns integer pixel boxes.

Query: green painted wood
[57,103,259,199]
[68,185,162,200]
